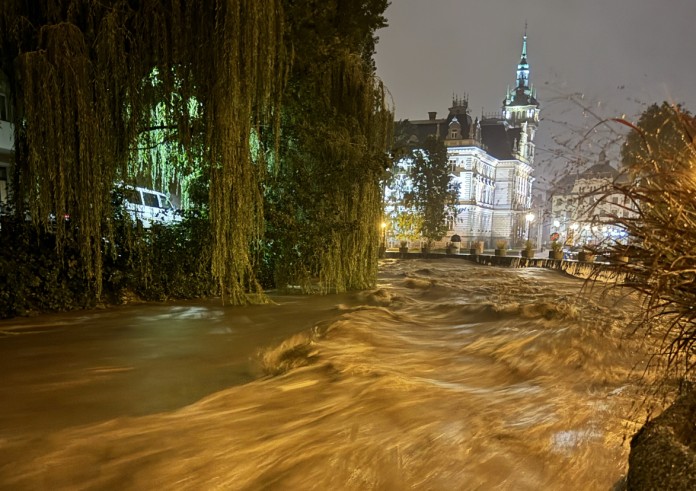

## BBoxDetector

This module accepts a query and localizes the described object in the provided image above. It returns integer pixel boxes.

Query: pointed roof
[518,29,528,80]
[506,26,539,108]
[516,25,530,89]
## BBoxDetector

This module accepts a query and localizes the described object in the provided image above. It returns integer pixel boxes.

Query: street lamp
[525,212,535,242]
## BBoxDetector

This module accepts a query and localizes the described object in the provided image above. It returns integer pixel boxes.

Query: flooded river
[0,259,655,490]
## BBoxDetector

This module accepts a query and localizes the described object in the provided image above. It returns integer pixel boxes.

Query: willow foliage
[260,0,392,294]
[268,47,392,293]
[308,51,391,293]
[0,0,287,303]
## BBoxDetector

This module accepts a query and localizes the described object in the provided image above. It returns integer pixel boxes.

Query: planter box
[494,249,506,257]
[578,251,595,262]
[549,250,563,260]
[520,249,534,258]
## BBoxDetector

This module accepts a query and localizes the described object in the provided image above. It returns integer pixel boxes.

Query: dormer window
[448,117,461,140]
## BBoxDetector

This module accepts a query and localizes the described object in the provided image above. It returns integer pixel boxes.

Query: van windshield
[158,195,174,210]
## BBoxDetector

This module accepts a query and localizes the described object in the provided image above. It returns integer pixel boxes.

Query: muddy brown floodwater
[0,259,656,490]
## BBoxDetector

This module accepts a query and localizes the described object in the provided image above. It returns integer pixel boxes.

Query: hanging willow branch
[204,0,286,304]
[16,22,116,294]
[315,54,392,293]
[269,46,392,294]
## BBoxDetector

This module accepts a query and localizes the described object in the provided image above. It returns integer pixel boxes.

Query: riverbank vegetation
[0,0,392,316]
[609,103,696,390]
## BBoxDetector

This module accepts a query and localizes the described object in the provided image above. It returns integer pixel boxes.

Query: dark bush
[0,207,218,318]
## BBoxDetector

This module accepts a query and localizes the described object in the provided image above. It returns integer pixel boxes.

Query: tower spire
[516,25,529,88]
[522,21,528,58]
[502,24,540,166]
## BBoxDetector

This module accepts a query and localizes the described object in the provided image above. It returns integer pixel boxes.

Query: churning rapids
[0,258,658,490]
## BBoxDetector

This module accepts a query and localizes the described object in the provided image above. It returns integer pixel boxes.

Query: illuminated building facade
[398,30,538,247]
[550,151,633,246]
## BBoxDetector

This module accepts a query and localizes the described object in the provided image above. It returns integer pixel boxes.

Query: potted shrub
[469,240,484,256]
[494,239,507,257]
[578,247,595,262]
[449,234,461,253]
[446,242,458,254]
[549,240,563,260]
[399,240,409,254]
[521,240,534,258]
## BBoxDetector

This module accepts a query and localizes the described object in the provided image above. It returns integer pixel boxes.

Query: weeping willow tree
[0,0,287,304]
[265,1,392,293]
[308,54,391,293]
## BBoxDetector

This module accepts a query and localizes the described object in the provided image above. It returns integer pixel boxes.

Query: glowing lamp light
[525,213,535,242]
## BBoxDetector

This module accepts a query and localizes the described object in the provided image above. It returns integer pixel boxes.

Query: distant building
[392,30,538,248]
[550,151,633,246]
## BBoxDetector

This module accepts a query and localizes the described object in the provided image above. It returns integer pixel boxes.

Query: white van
[122,186,182,228]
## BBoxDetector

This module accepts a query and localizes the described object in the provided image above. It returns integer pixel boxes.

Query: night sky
[374,0,696,180]
[375,0,696,120]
